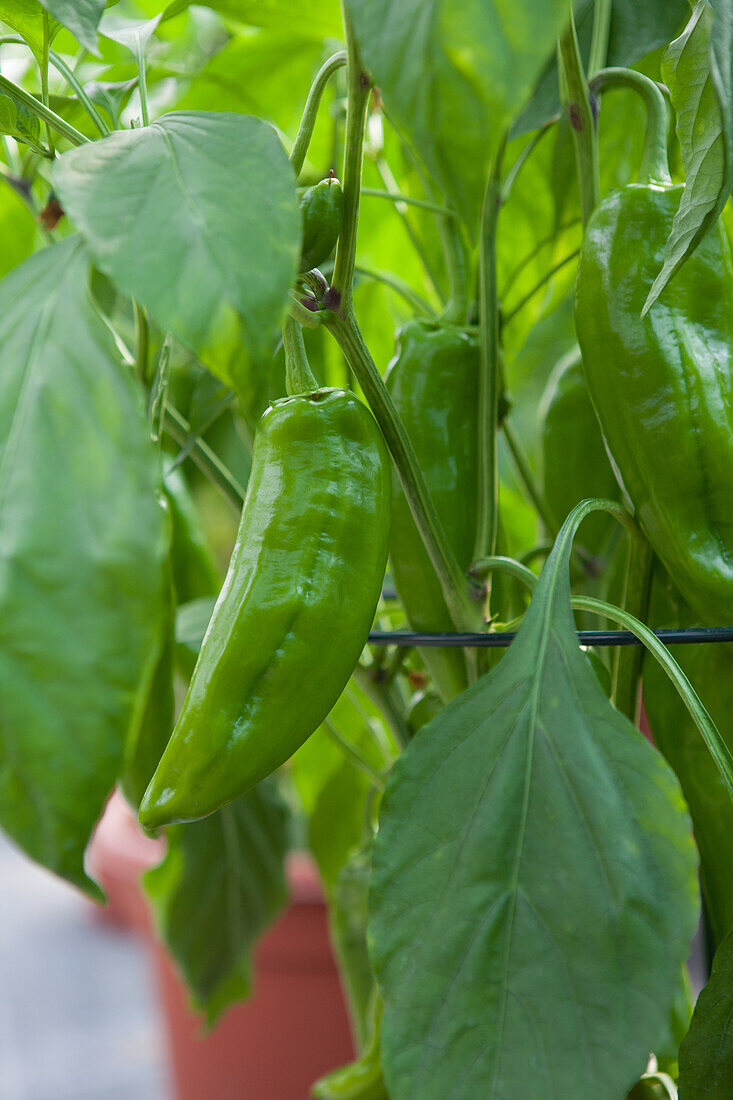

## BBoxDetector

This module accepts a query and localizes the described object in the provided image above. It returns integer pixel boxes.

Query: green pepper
[299,175,344,273]
[541,349,619,558]
[139,388,390,827]
[643,573,733,944]
[312,993,387,1100]
[385,319,479,702]
[574,98,733,625]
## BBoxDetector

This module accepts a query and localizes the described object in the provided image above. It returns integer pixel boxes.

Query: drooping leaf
[51,112,301,371]
[144,778,290,1024]
[0,93,43,150]
[0,0,56,65]
[345,0,570,229]
[644,3,728,313]
[0,238,168,897]
[369,507,699,1099]
[40,0,104,54]
[514,0,689,137]
[677,932,733,1098]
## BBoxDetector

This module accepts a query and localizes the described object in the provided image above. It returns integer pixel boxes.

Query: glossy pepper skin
[385,320,479,702]
[299,176,344,273]
[139,389,390,827]
[575,183,733,625]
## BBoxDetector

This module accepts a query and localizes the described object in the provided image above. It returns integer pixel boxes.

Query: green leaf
[369,506,699,1099]
[40,0,104,54]
[0,237,168,897]
[644,3,727,313]
[345,0,570,229]
[514,0,689,137]
[0,0,53,65]
[162,0,343,39]
[330,844,376,1050]
[144,778,290,1024]
[0,92,42,149]
[51,112,301,369]
[677,932,733,1098]
[709,0,733,210]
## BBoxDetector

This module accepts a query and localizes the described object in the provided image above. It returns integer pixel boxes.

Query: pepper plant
[2,0,733,1097]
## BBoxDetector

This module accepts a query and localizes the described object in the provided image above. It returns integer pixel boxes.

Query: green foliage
[0,239,169,896]
[369,509,698,1099]
[678,932,733,1098]
[144,778,290,1024]
[52,112,301,368]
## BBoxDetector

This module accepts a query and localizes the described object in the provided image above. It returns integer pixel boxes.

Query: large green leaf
[0,237,168,897]
[677,932,733,1098]
[514,0,689,137]
[52,112,300,370]
[369,509,698,1099]
[644,3,727,312]
[144,778,290,1024]
[345,0,570,229]
[0,0,55,65]
[40,0,104,54]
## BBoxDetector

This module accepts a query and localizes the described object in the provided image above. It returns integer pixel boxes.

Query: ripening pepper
[385,320,480,702]
[299,175,344,273]
[574,108,733,625]
[139,388,390,827]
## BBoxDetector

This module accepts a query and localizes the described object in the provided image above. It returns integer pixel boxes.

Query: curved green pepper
[575,181,733,625]
[385,319,479,702]
[139,388,390,827]
[299,175,344,273]
[643,574,733,944]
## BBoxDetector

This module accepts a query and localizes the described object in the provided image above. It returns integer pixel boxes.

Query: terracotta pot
[89,794,354,1100]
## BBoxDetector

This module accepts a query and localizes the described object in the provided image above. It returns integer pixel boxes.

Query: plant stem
[469,555,538,592]
[359,186,456,218]
[558,9,600,229]
[325,309,482,635]
[612,534,654,723]
[137,43,150,126]
[502,419,557,536]
[164,404,246,512]
[290,50,347,175]
[352,663,411,751]
[590,67,671,184]
[588,0,612,77]
[501,121,555,202]
[354,264,435,316]
[322,718,385,788]
[0,73,88,145]
[330,6,370,313]
[40,14,54,156]
[50,50,110,135]
[473,137,505,567]
[133,301,149,384]
[282,316,318,394]
[502,249,580,326]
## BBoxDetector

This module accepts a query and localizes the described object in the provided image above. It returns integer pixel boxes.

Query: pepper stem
[283,317,318,396]
[289,51,347,177]
[590,67,671,185]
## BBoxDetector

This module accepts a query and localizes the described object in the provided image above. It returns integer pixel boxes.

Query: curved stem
[50,50,110,135]
[325,308,482,635]
[469,555,538,592]
[590,67,671,184]
[574,594,733,796]
[290,50,347,175]
[559,11,600,228]
[330,7,370,313]
[282,316,318,395]
[354,264,435,316]
[473,136,505,567]
[0,73,88,145]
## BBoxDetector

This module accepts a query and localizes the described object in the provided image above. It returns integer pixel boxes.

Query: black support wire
[367,627,733,648]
